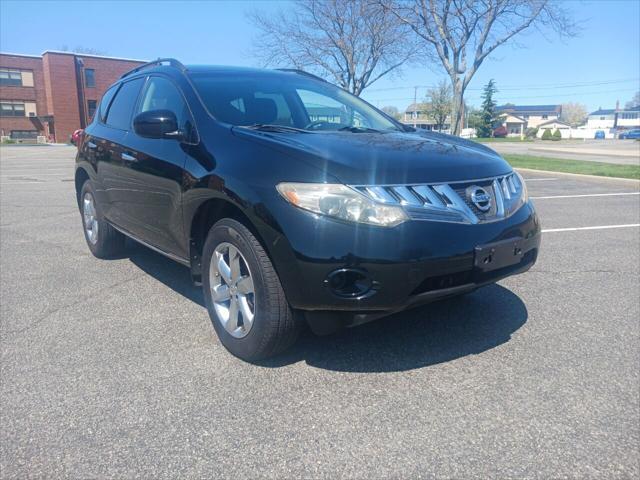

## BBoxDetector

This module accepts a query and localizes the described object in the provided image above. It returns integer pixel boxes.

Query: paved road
[1,146,639,478]
[490,139,640,166]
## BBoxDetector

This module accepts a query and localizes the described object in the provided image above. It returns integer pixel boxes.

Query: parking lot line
[542,224,640,233]
[531,192,640,200]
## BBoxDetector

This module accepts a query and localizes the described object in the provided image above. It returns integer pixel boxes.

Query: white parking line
[531,192,640,200]
[542,224,640,233]
[0,172,72,179]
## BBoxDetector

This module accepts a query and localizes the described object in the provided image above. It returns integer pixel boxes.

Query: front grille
[351,173,525,224]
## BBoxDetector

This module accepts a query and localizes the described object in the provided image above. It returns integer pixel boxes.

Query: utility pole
[413,86,418,128]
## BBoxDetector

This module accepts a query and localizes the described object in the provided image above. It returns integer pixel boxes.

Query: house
[1,51,145,143]
[496,104,562,137]
[536,119,572,138]
[586,106,640,131]
[403,103,450,131]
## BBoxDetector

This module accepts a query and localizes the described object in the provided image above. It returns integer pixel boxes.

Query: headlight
[514,171,529,203]
[276,182,408,227]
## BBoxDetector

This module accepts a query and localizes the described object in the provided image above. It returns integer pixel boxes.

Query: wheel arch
[188,197,271,284]
[74,167,90,208]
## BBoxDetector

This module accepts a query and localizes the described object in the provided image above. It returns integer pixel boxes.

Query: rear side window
[98,86,117,123]
[104,78,144,130]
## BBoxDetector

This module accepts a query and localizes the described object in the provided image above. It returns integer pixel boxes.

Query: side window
[98,86,117,123]
[104,78,144,130]
[136,76,196,140]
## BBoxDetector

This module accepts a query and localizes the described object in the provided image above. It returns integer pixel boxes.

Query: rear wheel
[202,218,299,361]
[79,181,125,258]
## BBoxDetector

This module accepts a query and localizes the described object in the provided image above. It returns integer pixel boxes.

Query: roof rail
[276,68,327,83]
[120,58,187,79]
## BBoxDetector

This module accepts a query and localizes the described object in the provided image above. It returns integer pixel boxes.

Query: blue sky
[1,0,638,113]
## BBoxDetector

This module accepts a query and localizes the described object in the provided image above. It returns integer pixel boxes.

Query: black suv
[75,59,540,360]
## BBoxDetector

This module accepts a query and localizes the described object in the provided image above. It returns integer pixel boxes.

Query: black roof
[589,105,639,116]
[119,60,329,84]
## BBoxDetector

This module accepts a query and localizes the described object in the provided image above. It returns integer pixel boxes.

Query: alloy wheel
[83,192,99,245]
[209,242,256,338]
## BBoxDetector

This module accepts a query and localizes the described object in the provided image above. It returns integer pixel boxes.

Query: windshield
[189,72,401,132]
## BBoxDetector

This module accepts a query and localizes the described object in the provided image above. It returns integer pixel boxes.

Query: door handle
[121,152,137,162]
[86,141,97,149]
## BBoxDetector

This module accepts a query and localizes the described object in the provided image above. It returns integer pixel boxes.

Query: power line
[369,87,638,104]
[365,77,640,93]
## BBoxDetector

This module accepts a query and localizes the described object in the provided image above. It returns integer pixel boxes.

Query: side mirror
[133,109,181,140]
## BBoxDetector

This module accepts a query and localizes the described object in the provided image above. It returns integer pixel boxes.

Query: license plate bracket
[474,237,524,272]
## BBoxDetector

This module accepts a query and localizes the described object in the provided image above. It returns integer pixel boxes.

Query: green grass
[473,137,533,143]
[504,154,640,180]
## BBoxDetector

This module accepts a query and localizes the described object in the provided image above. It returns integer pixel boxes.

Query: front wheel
[202,218,299,361]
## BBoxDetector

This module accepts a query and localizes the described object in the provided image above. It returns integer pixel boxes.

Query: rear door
[117,75,197,259]
[95,77,145,233]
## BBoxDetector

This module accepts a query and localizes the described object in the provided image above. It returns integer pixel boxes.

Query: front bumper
[262,198,540,318]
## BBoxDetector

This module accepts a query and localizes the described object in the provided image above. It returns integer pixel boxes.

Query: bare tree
[381,105,402,120]
[426,80,452,131]
[380,0,577,134]
[248,0,415,96]
[625,91,640,109]
[560,102,588,127]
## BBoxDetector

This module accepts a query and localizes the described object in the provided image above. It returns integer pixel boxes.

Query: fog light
[324,268,372,298]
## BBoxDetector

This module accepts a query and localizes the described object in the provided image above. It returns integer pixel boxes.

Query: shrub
[552,129,562,141]
[493,125,508,138]
[541,129,553,140]
[525,127,538,139]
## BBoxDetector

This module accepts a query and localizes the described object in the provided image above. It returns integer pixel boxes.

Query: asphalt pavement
[1,145,639,478]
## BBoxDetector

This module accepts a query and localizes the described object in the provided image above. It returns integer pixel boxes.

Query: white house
[496,105,562,137]
[403,103,451,131]
[536,119,572,138]
[586,106,640,130]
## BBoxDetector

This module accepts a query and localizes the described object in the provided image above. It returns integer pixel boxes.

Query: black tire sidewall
[202,219,279,360]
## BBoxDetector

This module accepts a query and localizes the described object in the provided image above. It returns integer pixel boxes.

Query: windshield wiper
[338,126,383,133]
[242,124,309,133]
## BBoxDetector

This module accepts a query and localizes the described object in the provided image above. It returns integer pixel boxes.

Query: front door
[118,75,197,259]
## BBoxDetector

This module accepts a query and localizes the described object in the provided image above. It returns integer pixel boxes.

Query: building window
[85,68,96,88]
[542,114,548,119]
[0,100,26,117]
[621,113,638,120]
[87,100,97,119]
[0,68,25,86]
[600,116,605,120]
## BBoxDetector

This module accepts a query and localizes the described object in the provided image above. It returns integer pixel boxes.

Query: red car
[70,129,84,146]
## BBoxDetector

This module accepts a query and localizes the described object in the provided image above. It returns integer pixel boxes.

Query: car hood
[232,128,512,185]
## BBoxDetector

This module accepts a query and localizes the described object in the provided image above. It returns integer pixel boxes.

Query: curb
[514,167,640,184]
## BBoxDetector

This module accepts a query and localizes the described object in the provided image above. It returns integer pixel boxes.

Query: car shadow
[125,239,205,307]
[125,241,528,373]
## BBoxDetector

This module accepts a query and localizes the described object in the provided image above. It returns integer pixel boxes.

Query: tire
[202,218,299,361]
[79,181,125,258]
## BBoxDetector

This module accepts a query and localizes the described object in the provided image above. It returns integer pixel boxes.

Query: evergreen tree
[477,80,498,138]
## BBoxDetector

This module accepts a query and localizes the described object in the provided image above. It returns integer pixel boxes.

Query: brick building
[1,51,145,143]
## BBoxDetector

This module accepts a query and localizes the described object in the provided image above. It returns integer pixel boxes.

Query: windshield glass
[189,72,400,132]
